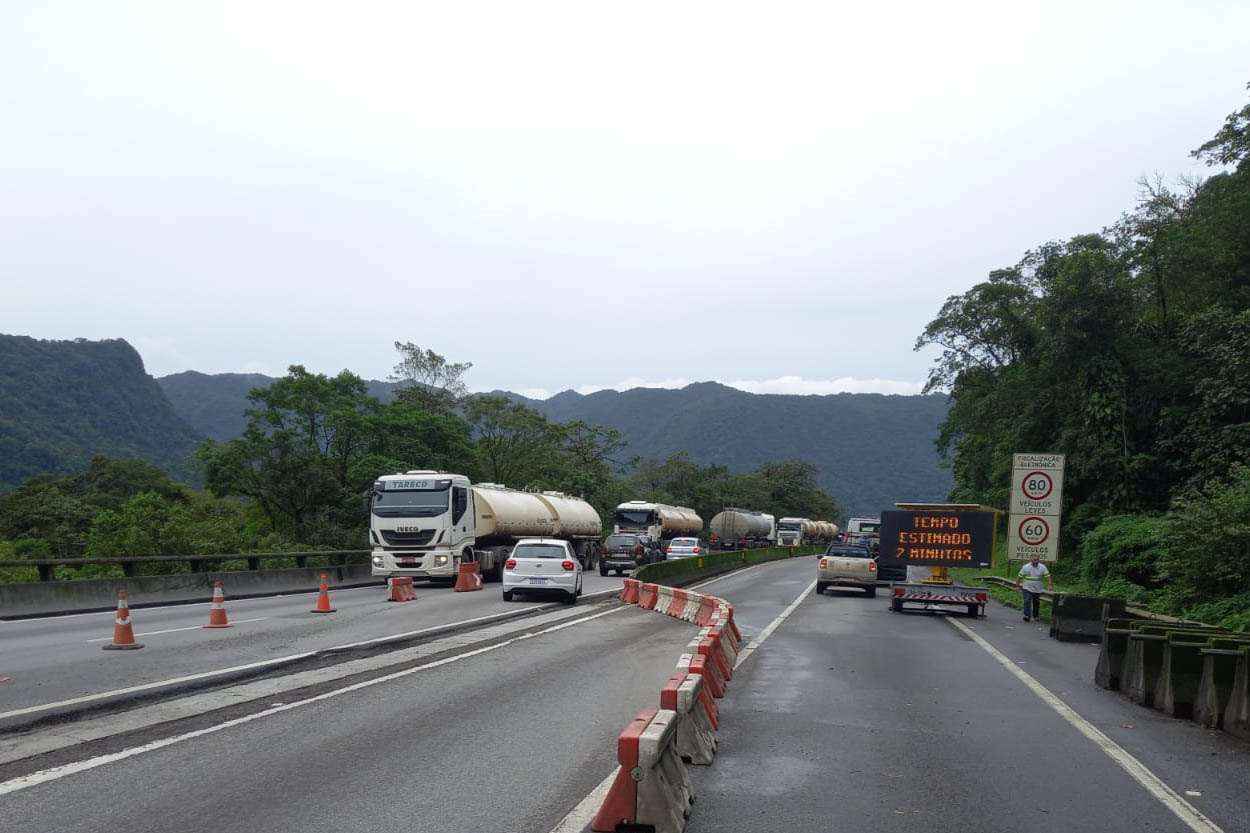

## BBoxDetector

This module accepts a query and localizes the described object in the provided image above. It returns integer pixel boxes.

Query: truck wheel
[815,581,828,595]
[966,604,978,618]
[890,599,902,613]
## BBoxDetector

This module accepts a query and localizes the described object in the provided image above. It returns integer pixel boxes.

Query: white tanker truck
[613,501,703,547]
[709,508,774,550]
[368,471,602,582]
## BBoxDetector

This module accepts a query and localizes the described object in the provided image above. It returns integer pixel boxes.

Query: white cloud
[575,377,693,396]
[725,376,926,396]
[511,387,554,400]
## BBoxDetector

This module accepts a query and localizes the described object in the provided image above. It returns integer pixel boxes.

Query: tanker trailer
[535,490,603,570]
[802,519,819,543]
[710,509,772,550]
[614,501,703,547]
[760,513,777,546]
[368,471,602,582]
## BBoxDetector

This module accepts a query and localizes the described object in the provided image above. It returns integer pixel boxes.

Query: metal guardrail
[975,575,1204,625]
[976,575,1061,604]
[0,550,371,582]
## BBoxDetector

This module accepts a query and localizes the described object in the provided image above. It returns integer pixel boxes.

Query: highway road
[0,571,627,721]
[3,557,1248,833]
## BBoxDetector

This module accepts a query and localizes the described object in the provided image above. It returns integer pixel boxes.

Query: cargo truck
[777,517,811,546]
[368,471,602,582]
[612,500,703,549]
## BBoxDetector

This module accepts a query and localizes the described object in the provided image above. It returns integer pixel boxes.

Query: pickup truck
[816,544,878,597]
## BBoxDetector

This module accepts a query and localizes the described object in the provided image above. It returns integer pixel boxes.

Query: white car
[665,537,702,559]
[502,538,583,604]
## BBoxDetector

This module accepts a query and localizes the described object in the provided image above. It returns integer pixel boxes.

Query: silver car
[666,537,703,559]
[502,539,582,604]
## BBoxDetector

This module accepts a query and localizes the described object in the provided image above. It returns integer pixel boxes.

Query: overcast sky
[2,2,1247,399]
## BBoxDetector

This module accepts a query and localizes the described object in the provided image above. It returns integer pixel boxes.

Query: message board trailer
[880,505,1000,617]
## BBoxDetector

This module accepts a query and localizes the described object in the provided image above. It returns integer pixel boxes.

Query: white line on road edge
[949,618,1225,833]
[83,618,271,642]
[733,579,816,670]
[0,606,575,722]
[0,607,625,796]
[547,575,816,833]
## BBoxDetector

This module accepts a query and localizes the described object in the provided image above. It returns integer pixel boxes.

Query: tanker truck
[709,508,773,550]
[613,501,703,549]
[776,517,810,547]
[367,471,602,582]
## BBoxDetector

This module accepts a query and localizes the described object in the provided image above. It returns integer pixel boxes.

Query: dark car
[600,533,660,576]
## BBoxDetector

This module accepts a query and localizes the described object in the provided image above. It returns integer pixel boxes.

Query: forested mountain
[514,384,952,516]
[0,335,201,492]
[159,371,398,441]
[157,372,951,515]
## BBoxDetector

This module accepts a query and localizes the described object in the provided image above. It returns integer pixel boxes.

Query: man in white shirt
[1015,554,1053,622]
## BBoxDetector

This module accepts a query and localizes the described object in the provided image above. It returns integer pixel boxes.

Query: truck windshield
[372,487,450,518]
[615,510,654,527]
[778,522,801,531]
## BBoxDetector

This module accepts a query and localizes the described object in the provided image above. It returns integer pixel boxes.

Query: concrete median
[592,709,694,833]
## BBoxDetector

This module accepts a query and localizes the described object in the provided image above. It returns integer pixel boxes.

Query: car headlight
[434,555,448,566]
[372,555,384,568]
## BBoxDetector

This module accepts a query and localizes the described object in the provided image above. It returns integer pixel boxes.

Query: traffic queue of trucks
[367,469,840,583]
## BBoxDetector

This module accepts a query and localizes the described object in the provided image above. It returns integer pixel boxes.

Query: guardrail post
[295,555,308,568]
[121,561,137,577]
[38,564,55,582]
[190,558,204,573]
[247,557,261,571]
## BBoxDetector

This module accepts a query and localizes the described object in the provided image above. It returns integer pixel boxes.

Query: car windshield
[513,544,568,559]
[826,546,871,558]
[605,535,640,548]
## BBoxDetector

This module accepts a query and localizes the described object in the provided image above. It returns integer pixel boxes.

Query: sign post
[1007,453,1065,562]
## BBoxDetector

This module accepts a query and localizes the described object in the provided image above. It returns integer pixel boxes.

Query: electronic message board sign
[878,509,994,570]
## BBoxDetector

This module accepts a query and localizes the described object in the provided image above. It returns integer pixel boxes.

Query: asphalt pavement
[0,570,626,720]
[685,560,1250,833]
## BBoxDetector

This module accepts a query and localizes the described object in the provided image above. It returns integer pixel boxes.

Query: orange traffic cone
[204,581,232,628]
[311,573,336,613]
[103,590,143,650]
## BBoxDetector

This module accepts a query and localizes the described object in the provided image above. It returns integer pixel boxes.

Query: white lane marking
[547,573,814,833]
[687,562,769,590]
[547,769,619,833]
[949,618,1225,833]
[0,606,570,722]
[83,618,271,642]
[0,607,624,796]
[734,579,816,669]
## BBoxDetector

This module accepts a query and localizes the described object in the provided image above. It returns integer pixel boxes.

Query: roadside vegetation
[925,86,1250,628]
[0,345,841,582]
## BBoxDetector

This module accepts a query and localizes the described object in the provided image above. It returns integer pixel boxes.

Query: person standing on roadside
[1015,554,1053,622]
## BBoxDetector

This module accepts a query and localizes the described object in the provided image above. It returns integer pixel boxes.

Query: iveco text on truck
[368,471,602,582]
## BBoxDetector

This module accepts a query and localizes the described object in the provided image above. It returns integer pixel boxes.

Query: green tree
[388,342,473,415]
[463,395,560,486]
